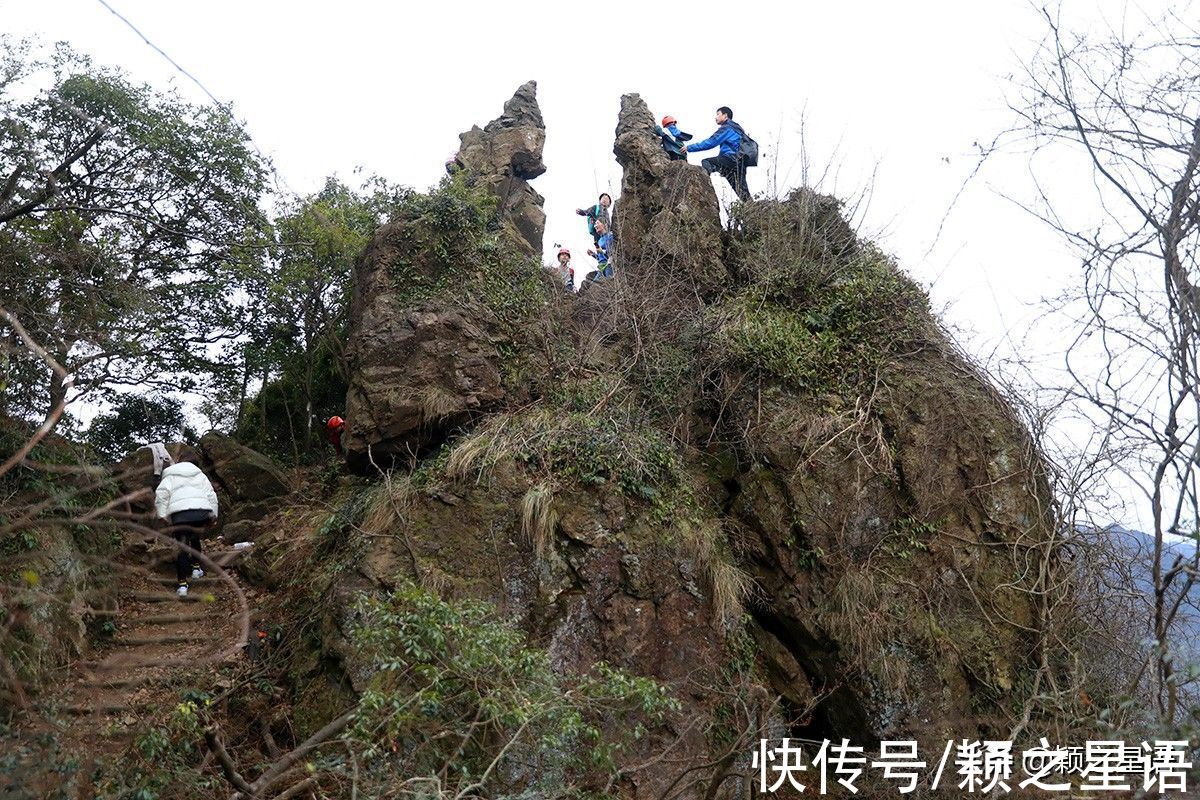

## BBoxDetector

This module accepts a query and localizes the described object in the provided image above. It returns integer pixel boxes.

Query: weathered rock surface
[343,294,507,465]
[453,79,546,254]
[612,93,728,295]
[344,83,550,468]
[199,432,289,507]
[266,87,1066,798]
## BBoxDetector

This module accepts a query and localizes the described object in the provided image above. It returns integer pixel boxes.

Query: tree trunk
[234,351,251,433]
[46,347,70,418]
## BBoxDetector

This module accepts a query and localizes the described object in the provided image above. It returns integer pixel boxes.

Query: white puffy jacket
[155,461,220,520]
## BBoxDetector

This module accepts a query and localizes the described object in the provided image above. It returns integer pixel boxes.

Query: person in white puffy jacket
[155,453,219,597]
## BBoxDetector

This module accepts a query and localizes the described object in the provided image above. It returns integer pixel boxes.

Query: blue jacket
[595,231,613,264]
[686,122,741,158]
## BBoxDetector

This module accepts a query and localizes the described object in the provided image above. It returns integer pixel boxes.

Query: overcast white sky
[2,0,1088,345]
[3,0,1175,528]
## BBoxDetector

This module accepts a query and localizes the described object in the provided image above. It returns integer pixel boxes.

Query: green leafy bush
[385,176,548,325]
[348,585,679,796]
[713,250,933,394]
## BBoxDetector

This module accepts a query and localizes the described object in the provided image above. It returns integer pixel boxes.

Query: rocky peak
[453,81,546,252]
[342,85,553,468]
[485,79,544,133]
[610,93,728,295]
[331,86,1063,792]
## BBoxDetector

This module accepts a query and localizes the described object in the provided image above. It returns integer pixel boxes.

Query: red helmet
[661,115,677,127]
[557,247,570,259]
[326,416,345,431]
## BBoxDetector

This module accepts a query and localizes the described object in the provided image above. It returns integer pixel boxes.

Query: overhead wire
[93,0,293,197]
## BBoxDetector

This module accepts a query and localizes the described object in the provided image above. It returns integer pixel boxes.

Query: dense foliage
[232,176,406,462]
[0,38,270,419]
[348,586,678,797]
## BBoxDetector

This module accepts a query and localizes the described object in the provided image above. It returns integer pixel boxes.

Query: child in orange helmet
[653,115,692,161]
[553,246,575,292]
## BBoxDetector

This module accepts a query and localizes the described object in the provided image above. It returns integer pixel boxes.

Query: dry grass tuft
[418,384,460,420]
[362,472,416,534]
[817,566,913,695]
[520,484,559,560]
[678,519,755,623]
[445,433,496,481]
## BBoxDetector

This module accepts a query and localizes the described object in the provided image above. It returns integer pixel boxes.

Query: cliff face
[451,79,546,256]
[343,82,551,467]
[259,88,1061,797]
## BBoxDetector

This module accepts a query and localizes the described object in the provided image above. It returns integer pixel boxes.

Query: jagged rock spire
[611,93,728,294]
[454,81,546,253]
[486,79,544,132]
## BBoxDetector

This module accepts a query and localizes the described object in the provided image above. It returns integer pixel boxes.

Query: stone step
[93,653,199,672]
[150,575,221,586]
[57,699,147,716]
[91,657,172,672]
[132,611,211,625]
[129,591,204,603]
[148,548,245,571]
[80,672,178,689]
[113,633,209,647]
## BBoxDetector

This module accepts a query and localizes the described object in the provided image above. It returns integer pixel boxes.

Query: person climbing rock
[326,416,346,456]
[586,219,614,280]
[576,193,612,246]
[652,115,692,160]
[682,106,751,201]
[553,246,575,291]
[154,452,219,597]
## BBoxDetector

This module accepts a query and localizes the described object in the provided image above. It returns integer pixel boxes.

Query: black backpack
[728,121,759,168]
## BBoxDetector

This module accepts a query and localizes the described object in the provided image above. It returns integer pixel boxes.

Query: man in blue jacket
[682,106,750,201]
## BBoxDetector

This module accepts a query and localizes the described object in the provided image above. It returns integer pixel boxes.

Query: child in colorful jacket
[652,115,692,161]
[576,193,612,246]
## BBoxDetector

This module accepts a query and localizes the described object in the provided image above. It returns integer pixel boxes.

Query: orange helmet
[557,247,570,259]
[661,115,677,127]
[326,416,345,432]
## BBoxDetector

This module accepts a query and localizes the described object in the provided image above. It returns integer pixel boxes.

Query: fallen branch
[205,725,254,795]
[271,777,318,800]
[231,707,356,799]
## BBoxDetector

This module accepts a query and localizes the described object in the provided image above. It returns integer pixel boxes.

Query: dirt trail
[4,534,257,796]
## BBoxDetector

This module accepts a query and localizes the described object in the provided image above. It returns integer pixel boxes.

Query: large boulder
[198,432,289,519]
[611,93,728,295]
[453,80,546,254]
[344,84,553,468]
[343,300,508,465]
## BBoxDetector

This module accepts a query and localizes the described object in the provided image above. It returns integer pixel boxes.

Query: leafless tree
[1010,2,1200,725]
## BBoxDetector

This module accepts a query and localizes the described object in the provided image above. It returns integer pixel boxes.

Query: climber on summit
[155,452,219,597]
[587,219,614,280]
[682,106,752,201]
[576,193,612,246]
[553,246,575,291]
[652,115,692,161]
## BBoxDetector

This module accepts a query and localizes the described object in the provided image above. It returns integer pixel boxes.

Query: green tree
[0,38,270,420]
[235,175,405,462]
[85,393,193,461]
